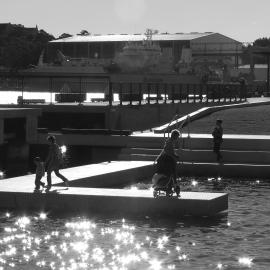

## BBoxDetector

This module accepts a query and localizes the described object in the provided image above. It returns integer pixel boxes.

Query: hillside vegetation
[0,23,55,70]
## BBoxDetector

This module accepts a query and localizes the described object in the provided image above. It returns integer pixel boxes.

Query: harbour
[1,2,270,268]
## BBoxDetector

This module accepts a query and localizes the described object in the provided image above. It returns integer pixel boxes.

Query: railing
[109,81,247,105]
[0,74,247,106]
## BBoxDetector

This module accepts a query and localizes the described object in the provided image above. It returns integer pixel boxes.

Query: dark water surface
[0,179,270,269]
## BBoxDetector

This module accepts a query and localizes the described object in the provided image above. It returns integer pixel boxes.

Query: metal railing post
[129,82,132,105]
[21,76,24,107]
[206,84,209,103]
[172,84,175,104]
[200,84,203,103]
[193,84,196,103]
[164,83,167,104]
[119,82,123,106]
[49,77,53,104]
[178,84,181,103]
[147,83,151,104]
[79,76,82,105]
[139,83,142,106]
[109,81,113,107]
[186,84,190,103]
[218,84,221,103]
[156,83,159,104]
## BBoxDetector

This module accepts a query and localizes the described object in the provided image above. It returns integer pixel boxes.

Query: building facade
[45,32,242,76]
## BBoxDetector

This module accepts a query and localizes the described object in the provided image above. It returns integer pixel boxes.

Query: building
[44,32,242,75]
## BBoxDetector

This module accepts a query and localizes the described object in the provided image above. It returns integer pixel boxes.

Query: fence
[0,74,247,106]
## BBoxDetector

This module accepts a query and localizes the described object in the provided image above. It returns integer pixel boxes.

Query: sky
[1,0,270,42]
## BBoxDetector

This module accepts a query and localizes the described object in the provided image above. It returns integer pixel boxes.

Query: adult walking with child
[45,135,69,190]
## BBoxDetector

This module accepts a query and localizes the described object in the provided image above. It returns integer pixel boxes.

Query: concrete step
[121,148,161,155]
[178,162,270,179]
[118,153,156,161]
[119,147,270,164]
[179,149,270,164]
[128,135,270,151]
[127,138,164,149]
[180,137,270,151]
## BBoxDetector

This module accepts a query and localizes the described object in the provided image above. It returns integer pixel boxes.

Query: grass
[181,104,270,135]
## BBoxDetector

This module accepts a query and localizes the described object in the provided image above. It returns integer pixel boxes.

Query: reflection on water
[0,179,270,269]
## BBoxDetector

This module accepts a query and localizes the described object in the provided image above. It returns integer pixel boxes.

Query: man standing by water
[212,119,223,162]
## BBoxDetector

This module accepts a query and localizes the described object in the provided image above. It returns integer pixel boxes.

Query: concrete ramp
[0,161,154,189]
[0,187,228,217]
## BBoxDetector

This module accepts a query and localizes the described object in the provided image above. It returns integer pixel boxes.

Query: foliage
[78,30,90,36]
[58,33,72,39]
[0,24,55,70]
[253,37,270,47]
[251,37,270,64]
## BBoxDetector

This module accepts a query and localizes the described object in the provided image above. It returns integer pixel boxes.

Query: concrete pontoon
[0,161,228,217]
[0,187,227,217]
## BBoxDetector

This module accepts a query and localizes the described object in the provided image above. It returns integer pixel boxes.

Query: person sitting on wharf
[212,119,223,162]
[45,135,69,190]
[156,129,180,184]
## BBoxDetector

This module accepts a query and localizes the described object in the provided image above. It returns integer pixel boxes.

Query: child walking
[34,157,45,191]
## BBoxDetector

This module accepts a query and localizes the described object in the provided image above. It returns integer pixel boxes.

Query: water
[0,179,270,269]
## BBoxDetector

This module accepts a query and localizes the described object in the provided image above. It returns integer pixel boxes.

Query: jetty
[0,161,228,217]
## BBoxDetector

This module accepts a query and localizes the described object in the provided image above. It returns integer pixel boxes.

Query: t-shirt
[212,125,223,142]
[162,138,177,159]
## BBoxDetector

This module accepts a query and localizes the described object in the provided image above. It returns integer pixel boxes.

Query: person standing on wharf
[45,135,69,190]
[212,119,223,162]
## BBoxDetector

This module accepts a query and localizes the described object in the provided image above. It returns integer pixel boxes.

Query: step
[179,149,270,164]
[178,162,270,179]
[119,148,270,165]
[128,135,270,151]
[118,153,156,161]
[180,137,270,151]
[121,148,161,155]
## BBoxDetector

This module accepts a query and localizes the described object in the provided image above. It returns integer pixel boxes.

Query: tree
[58,33,72,39]
[252,37,270,64]
[78,30,90,36]
[254,37,270,47]
[0,24,55,69]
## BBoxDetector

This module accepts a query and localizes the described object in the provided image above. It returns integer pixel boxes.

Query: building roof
[51,32,216,43]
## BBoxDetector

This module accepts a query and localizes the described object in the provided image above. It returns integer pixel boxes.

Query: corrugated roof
[51,32,215,43]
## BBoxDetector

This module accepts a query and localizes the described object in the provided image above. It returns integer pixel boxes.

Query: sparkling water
[0,179,269,269]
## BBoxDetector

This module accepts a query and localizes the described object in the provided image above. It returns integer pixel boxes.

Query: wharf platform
[0,187,228,217]
[0,161,154,189]
[0,161,228,217]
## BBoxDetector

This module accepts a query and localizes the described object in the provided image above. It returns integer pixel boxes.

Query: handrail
[177,114,191,151]
[163,113,179,139]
